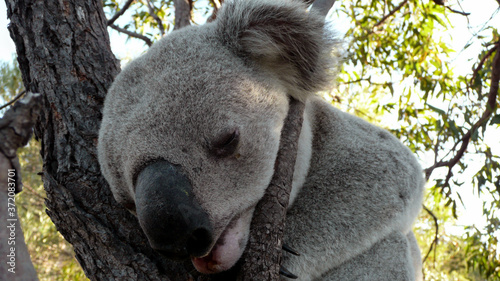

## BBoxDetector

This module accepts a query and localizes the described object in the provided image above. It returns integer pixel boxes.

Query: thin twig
[339,77,393,87]
[442,168,454,193]
[422,205,439,264]
[108,24,153,46]
[363,0,408,38]
[22,184,47,201]
[0,90,26,111]
[373,0,408,29]
[432,0,470,16]
[107,0,135,26]
[145,0,165,36]
[445,6,470,16]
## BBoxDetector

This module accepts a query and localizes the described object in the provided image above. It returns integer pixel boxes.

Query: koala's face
[99,0,332,274]
[99,25,288,273]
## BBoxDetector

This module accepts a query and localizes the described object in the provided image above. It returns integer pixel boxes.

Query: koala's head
[98,0,335,274]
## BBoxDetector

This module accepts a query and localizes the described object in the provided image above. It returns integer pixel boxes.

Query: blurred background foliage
[331,0,500,279]
[1,0,498,280]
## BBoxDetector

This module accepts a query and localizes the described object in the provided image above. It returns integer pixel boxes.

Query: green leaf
[472,129,479,141]
[490,114,500,125]
[449,120,460,136]
[427,104,446,115]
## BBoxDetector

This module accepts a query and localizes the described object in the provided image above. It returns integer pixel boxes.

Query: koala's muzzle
[135,161,213,259]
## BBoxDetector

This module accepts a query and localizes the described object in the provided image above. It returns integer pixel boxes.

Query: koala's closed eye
[211,129,240,158]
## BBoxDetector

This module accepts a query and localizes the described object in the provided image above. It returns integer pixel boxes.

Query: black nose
[135,161,213,259]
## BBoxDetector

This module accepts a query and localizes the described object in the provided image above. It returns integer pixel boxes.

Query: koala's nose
[135,161,214,259]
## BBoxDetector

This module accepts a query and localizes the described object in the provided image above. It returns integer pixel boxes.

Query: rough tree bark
[236,99,305,281]
[174,0,193,30]
[6,0,193,279]
[4,0,336,280]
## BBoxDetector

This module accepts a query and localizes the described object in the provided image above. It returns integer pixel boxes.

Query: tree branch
[0,90,26,111]
[422,205,439,264]
[107,0,135,26]
[108,24,153,47]
[425,42,500,180]
[373,0,408,29]
[469,44,497,90]
[174,0,192,30]
[432,0,470,16]
[445,6,470,16]
[236,98,305,281]
[0,92,41,164]
[145,0,165,36]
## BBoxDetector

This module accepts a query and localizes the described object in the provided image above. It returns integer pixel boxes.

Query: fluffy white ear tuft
[215,0,339,100]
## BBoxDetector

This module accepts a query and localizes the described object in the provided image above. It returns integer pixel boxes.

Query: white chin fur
[191,207,254,274]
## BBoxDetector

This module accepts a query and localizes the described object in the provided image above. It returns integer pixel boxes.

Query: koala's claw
[282,243,300,256]
[280,265,298,279]
[281,244,299,278]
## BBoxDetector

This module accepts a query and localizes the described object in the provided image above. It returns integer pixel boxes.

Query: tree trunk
[174,0,193,30]
[5,0,194,279]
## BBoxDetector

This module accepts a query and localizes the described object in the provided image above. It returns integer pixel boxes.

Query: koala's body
[97,0,425,280]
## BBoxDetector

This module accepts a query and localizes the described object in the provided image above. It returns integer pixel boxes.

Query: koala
[97,0,425,280]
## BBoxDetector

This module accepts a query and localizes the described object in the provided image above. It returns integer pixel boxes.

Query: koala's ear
[215,0,338,100]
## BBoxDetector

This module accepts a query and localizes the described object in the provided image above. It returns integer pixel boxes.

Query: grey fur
[215,0,339,101]
[283,97,424,280]
[97,0,424,280]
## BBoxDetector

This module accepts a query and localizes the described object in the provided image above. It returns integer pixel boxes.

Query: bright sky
[0,0,499,231]
[0,1,14,61]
